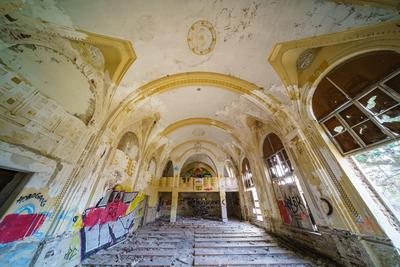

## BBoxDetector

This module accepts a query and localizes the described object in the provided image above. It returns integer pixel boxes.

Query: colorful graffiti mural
[80,191,145,258]
[0,192,48,244]
[0,189,146,267]
[0,213,46,243]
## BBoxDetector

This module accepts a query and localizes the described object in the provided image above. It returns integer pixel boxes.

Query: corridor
[1,1,400,266]
[82,218,314,266]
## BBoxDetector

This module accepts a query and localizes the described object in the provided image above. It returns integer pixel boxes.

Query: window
[242,158,262,221]
[263,134,316,231]
[313,51,400,155]
[313,51,400,221]
[242,158,254,188]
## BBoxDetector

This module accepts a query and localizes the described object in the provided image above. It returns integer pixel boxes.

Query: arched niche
[117,132,140,161]
[0,44,95,124]
[180,154,217,178]
[162,160,174,177]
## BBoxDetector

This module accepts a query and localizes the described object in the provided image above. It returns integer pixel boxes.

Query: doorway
[226,192,241,220]
[0,168,29,218]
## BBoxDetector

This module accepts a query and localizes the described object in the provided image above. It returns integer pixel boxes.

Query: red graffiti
[0,213,46,243]
[277,200,291,224]
[83,200,128,227]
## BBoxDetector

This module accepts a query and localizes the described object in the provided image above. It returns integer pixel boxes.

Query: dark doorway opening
[226,192,241,220]
[178,192,221,220]
[157,192,172,220]
[0,168,29,218]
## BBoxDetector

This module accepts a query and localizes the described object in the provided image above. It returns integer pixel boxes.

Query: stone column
[219,177,228,222]
[170,189,178,223]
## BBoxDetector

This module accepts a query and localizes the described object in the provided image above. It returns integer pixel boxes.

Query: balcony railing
[153,176,239,192]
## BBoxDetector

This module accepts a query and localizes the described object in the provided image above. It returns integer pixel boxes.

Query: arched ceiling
[20,0,400,164]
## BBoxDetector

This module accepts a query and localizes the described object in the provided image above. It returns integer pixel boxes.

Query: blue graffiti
[15,203,36,215]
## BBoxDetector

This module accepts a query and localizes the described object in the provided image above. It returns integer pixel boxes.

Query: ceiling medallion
[296,48,317,70]
[187,20,216,56]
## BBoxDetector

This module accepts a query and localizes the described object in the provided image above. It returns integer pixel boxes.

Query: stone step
[96,249,178,256]
[194,241,278,248]
[194,255,312,266]
[194,247,293,256]
[195,233,270,238]
[130,240,182,244]
[195,236,272,242]
[195,230,265,234]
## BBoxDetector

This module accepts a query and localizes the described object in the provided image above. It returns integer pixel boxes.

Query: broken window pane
[385,73,400,95]
[339,104,368,126]
[324,116,345,136]
[312,78,348,120]
[328,51,400,98]
[354,140,400,219]
[334,131,360,152]
[359,89,397,115]
[352,120,388,145]
[379,106,400,135]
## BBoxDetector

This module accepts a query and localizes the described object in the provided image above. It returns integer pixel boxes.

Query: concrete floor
[82,218,317,266]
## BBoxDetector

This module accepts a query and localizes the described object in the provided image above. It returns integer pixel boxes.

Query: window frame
[318,69,400,156]
[263,134,317,231]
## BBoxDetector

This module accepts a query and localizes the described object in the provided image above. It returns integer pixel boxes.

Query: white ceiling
[150,86,240,127]
[23,0,400,165]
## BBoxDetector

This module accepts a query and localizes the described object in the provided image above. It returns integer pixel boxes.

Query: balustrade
[153,176,239,192]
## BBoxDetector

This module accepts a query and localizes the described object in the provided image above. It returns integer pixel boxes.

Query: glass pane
[329,51,400,98]
[339,104,368,126]
[359,89,397,115]
[312,78,348,120]
[353,120,388,145]
[378,105,400,135]
[263,137,274,158]
[385,73,400,95]
[279,161,291,176]
[334,131,360,153]
[286,159,294,172]
[282,149,289,160]
[353,140,400,220]
[268,165,277,179]
[269,134,284,152]
[324,116,345,136]
[266,158,273,168]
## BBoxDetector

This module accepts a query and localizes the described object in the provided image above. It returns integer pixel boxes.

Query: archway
[312,50,400,221]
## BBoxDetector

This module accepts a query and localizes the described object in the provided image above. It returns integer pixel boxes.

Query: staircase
[82,218,314,266]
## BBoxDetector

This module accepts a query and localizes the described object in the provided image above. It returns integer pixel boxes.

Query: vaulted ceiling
[17,0,400,167]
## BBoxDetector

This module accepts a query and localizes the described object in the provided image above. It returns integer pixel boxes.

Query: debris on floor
[82,218,318,266]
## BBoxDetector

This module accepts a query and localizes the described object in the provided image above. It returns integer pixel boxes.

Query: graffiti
[34,232,81,267]
[16,193,47,207]
[283,194,305,215]
[277,200,292,224]
[0,213,46,243]
[15,203,36,214]
[0,241,40,267]
[80,191,145,259]
[55,208,78,230]
[181,194,221,218]
[64,246,78,260]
